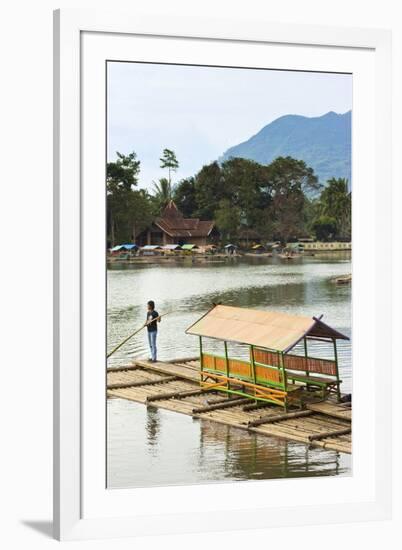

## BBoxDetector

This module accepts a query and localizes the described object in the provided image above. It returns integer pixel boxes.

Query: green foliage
[193,161,224,219]
[151,177,175,211]
[221,158,271,229]
[171,156,321,242]
[215,199,242,242]
[303,197,321,232]
[106,149,351,247]
[264,157,320,241]
[173,177,197,217]
[318,178,351,239]
[312,215,338,241]
[107,151,140,192]
[107,151,153,245]
[173,158,273,234]
[160,148,179,185]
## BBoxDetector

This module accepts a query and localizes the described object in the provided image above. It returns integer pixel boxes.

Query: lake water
[107,254,352,488]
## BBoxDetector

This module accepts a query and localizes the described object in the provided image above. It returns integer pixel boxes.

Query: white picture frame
[53,8,392,541]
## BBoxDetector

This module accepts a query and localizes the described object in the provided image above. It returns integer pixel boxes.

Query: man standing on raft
[146,300,160,362]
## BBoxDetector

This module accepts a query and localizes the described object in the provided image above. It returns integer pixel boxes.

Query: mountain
[220,111,351,187]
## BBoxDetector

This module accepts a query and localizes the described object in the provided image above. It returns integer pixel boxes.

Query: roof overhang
[186,305,349,353]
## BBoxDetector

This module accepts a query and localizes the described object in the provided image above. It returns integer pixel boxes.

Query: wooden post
[279,352,287,390]
[333,337,341,402]
[224,341,230,389]
[279,351,288,411]
[250,345,257,401]
[199,336,203,387]
[303,336,310,378]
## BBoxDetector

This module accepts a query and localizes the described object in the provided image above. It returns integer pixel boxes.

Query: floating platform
[107,358,351,454]
[107,357,352,454]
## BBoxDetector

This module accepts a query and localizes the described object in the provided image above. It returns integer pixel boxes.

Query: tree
[319,178,351,239]
[303,197,321,234]
[312,215,338,241]
[151,177,175,211]
[265,157,320,241]
[127,189,154,242]
[107,183,127,246]
[190,158,271,224]
[107,151,140,191]
[107,151,141,246]
[171,155,321,243]
[215,199,241,243]
[194,162,225,219]
[221,158,271,229]
[160,148,179,186]
[105,150,336,248]
[173,177,197,217]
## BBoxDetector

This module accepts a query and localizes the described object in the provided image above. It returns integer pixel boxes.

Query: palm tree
[152,177,175,209]
[320,178,351,239]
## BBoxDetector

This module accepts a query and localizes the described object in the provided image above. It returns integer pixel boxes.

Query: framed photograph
[53,9,392,540]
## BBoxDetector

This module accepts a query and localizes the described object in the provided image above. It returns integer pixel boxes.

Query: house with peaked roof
[137,201,219,247]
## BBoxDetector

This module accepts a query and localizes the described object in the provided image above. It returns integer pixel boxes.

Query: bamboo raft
[107,357,352,454]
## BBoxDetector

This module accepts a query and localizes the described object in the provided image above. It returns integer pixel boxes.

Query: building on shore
[137,200,219,247]
[302,241,351,251]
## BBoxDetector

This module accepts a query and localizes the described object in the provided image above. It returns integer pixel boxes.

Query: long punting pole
[106,311,172,359]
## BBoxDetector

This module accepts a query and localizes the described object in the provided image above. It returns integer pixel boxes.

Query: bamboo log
[106,364,143,373]
[242,401,274,412]
[205,395,239,405]
[107,375,177,390]
[169,363,200,371]
[167,356,199,364]
[146,387,212,403]
[247,410,314,427]
[306,402,352,421]
[133,359,199,381]
[192,397,251,414]
[308,427,351,441]
[289,416,349,430]
[107,356,352,453]
[320,442,351,453]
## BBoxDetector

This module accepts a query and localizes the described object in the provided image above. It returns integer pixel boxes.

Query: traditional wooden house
[137,201,218,247]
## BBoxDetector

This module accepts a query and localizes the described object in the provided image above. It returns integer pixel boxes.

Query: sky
[107,62,352,190]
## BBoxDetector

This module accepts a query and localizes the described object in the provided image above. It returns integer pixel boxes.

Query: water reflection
[107,399,350,488]
[198,422,344,480]
[146,406,161,452]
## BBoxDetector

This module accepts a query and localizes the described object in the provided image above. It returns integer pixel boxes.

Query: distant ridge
[220,111,351,187]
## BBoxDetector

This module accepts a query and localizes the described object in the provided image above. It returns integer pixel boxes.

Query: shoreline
[107,250,352,266]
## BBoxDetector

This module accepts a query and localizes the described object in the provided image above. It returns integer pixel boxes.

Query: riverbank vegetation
[107,150,351,246]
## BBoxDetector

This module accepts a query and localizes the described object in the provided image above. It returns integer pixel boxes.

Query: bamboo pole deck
[107,358,352,454]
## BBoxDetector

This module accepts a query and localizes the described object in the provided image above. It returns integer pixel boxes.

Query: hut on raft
[186,305,349,411]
